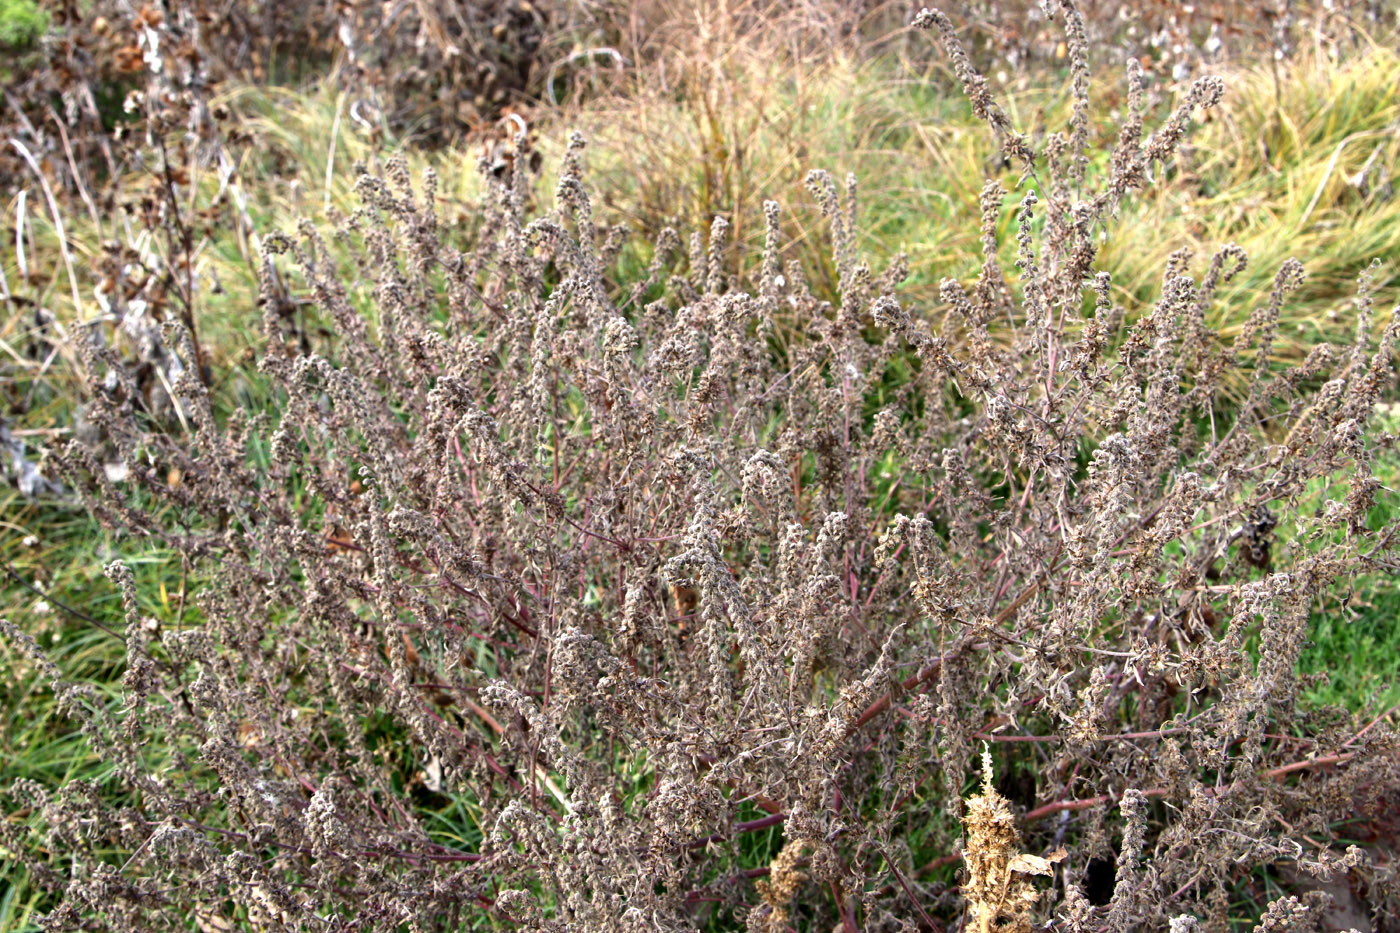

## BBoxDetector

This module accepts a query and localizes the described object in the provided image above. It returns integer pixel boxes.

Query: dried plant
[961,746,1066,933]
[4,3,1400,932]
[2,0,574,193]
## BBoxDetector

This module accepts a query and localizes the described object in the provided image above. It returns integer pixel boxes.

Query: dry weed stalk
[962,746,1066,933]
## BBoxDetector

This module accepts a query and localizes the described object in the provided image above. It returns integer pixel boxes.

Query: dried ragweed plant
[961,746,1065,933]
[4,3,1400,931]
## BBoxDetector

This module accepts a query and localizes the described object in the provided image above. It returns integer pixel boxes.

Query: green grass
[1108,46,1400,350]
[1296,406,1400,715]
[1301,590,1400,713]
[0,0,45,53]
[1,497,132,932]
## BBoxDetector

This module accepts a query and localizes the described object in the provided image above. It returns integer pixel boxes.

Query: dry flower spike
[963,745,1067,933]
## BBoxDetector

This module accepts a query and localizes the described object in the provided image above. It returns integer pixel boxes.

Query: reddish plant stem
[1024,753,1357,822]
[685,812,787,850]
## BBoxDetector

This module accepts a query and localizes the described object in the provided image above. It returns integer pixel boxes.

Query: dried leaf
[1008,848,1066,876]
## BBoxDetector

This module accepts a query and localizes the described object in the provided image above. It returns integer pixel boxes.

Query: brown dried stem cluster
[4,3,1400,932]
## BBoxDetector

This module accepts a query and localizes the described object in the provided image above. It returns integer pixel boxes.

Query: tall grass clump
[3,4,1399,931]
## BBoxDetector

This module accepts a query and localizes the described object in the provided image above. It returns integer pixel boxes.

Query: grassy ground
[1296,408,1400,716]
[2,32,1399,933]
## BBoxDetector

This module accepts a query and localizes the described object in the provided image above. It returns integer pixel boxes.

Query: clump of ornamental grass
[4,3,1400,931]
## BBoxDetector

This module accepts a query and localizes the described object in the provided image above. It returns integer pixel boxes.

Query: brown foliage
[4,4,1400,931]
